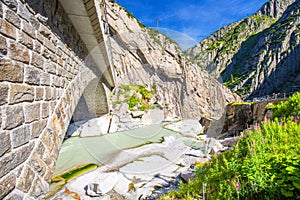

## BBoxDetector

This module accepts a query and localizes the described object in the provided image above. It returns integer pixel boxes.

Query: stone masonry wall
[0,0,106,199]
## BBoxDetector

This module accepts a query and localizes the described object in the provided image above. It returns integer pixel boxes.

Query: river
[50,122,206,199]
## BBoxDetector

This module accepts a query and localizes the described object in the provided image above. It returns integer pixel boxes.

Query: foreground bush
[163,93,300,200]
[163,120,300,199]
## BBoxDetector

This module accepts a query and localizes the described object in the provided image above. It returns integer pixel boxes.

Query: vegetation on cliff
[162,93,300,199]
[112,84,155,111]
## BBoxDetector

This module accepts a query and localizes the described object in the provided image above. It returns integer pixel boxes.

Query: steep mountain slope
[104,1,240,120]
[187,0,298,99]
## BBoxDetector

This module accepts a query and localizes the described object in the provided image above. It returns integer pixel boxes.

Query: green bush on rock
[115,84,154,111]
[267,92,300,120]
[162,93,300,200]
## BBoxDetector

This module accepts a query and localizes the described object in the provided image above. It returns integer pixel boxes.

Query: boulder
[207,138,224,154]
[220,137,238,147]
[185,149,204,157]
[131,111,144,118]
[86,172,118,196]
[86,183,102,197]
[164,119,203,138]
[148,109,164,124]
[79,115,116,137]
[180,172,195,183]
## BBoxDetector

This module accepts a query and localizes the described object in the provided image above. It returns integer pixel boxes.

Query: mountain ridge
[187,0,299,99]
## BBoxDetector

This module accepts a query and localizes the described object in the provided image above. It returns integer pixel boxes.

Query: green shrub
[267,92,300,120]
[163,119,300,199]
[139,99,150,111]
[127,93,141,110]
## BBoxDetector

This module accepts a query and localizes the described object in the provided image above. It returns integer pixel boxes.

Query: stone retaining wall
[0,0,111,198]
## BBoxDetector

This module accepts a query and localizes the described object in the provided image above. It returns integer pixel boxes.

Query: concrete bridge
[0,0,115,198]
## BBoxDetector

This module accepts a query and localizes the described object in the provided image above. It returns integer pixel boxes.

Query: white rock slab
[119,155,179,182]
[91,172,119,195]
[113,173,132,196]
[164,119,203,138]
[207,138,224,154]
[79,115,117,137]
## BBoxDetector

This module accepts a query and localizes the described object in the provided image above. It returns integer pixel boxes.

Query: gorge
[1,0,300,199]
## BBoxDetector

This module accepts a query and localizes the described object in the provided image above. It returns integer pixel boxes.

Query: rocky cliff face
[187,0,298,99]
[104,2,240,120]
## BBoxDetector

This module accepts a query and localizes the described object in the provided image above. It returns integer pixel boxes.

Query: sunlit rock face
[106,1,240,120]
[187,0,300,99]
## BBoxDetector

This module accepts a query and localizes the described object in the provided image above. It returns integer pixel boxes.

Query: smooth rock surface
[164,119,203,138]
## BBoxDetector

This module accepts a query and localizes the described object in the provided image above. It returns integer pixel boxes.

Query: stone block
[49,100,57,115]
[10,125,30,148]
[18,31,33,49]
[44,62,56,74]
[9,84,34,104]
[5,190,24,200]
[40,73,50,86]
[31,52,43,68]
[33,40,41,53]
[0,142,34,179]
[0,18,16,39]
[0,59,24,83]
[0,84,9,106]
[30,119,47,138]
[2,0,18,11]
[41,46,50,58]
[41,102,49,119]
[28,175,48,198]
[0,34,7,56]
[44,38,56,53]
[41,129,53,152]
[35,87,44,101]
[39,24,51,39]
[3,105,24,130]
[0,173,16,199]
[21,19,35,38]
[24,66,41,85]
[28,152,47,177]
[44,87,52,101]
[29,16,40,30]
[0,131,11,157]
[16,166,35,193]
[0,2,2,17]
[17,1,31,22]
[49,53,57,63]
[9,41,30,64]
[2,190,23,200]
[24,103,40,123]
[36,32,44,44]
[35,141,45,158]
[4,8,21,28]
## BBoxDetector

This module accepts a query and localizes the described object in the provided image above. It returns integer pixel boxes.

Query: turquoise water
[54,124,181,175]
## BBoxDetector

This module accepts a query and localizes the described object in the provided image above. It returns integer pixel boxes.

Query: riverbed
[50,121,208,199]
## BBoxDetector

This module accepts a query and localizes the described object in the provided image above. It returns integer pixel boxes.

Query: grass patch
[47,163,98,199]
[229,101,254,106]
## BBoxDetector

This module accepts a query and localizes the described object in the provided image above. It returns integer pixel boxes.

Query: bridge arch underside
[72,79,109,122]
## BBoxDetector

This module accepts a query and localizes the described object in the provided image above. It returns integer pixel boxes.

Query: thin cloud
[117,0,267,49]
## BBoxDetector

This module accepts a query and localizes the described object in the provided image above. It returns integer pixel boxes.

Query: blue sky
[115,0,267,50]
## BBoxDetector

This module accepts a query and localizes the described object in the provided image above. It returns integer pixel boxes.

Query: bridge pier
[0,0,114,198]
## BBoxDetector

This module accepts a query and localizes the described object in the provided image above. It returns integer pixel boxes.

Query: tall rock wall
[106,2,240,120]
